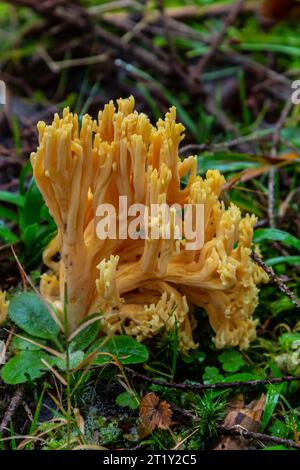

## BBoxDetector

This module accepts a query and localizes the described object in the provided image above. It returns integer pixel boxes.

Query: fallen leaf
[213,394,266,450]
[74,407,85,435]
[139,392,172,436]
[260,0,300,21]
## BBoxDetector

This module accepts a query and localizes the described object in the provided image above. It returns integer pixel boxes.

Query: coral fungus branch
[31,96,267,350]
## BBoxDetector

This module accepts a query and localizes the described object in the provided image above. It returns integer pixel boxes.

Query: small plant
[96,418,122,446]
[0,178,56,269]
[195,392,227,439]
[1,290,149,385]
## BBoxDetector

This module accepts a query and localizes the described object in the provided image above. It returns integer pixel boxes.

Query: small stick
[191,0,246,79]
[180,129,273,155]
[251,250,300,310]
[125,367,300,392]
[37,46,108,73]
[0,386,24,434]
[219,425,300,450]
[169,402,196,421]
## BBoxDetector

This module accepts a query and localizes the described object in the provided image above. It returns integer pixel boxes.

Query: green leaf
[0,190,25,207]
[192,350,206,364]
[261,386,281,431]
[116,391,139,410]
[19,179,44,232]
[11,334,46,352]
[0,206,18,223]
[0,226,19,244]
[90,335,149,365]
[8,292,60,340]
[230,191,262,217]
[54,351,85,370]
[202,366,224,384]
[1,351,54,384]
[69,314,101,352]
[181,354,193,364]
[197,157,259,174]
[22,224,57,269]
[262,446,291,451]
[21,223,39,247]
[279,332,300,350]
[266,256,300,267]
[254,228,300,252]
[218,349,245,372]
[270,297,294,316]
[181,350,205,364]
[18,178,56,269]
[223,372,262,382]
[19,160,32,195]
[269,419,290,439]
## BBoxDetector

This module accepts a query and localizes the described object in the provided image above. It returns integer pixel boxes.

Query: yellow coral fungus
[0,291,9,325]
[30,96,267,351]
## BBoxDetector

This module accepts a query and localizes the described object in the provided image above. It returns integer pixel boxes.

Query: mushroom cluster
[31,97,267,352]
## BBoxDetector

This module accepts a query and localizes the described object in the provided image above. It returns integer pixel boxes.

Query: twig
[169,402,196,421]
[180,128,273,155]
[37,46,108,73]
[125,367,300,392]
[219,425,300,450]
[5,326,15,350]
[149,19,290,89]
[95,24,170,76]
[273,99,294,150]
[98,1,257,23]
[280,137,300,157]
[7,0,91,29]
[225,50,291,86]
[0,386,25,434]
[251,250,300,310]
[22,401,33,422]
[191,0,246,79]
[88,0,140,16]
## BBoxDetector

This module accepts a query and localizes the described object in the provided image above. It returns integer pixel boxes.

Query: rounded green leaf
[1,351,53,385]
[11,334,46,352]
[8,292,60,340]
[218,349,245,373]
[54,351,85,371]
[90,335,149,365]
[69,314,101,352]
[116,391,139,410]
[202,366,224,384]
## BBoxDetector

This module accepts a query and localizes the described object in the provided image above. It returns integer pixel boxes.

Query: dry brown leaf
[213,393,266,450]
[223,166,271,190]
[74,408,85,435]
[139,392,172,437]
[260,0,300,21]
